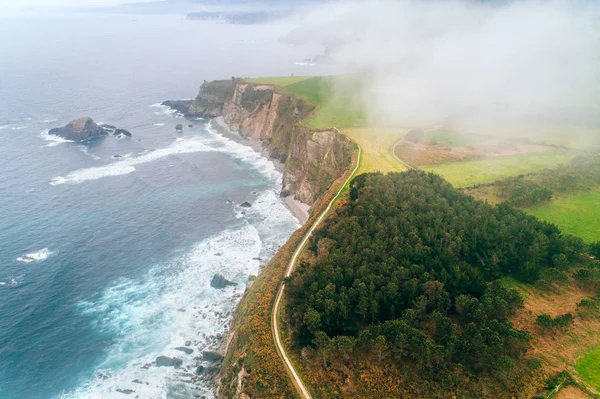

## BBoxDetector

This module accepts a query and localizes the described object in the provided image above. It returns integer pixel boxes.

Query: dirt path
[271,143,361,399]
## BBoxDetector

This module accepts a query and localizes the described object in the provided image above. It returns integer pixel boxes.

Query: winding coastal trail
[390,138,416,170]
[271,142,361,399]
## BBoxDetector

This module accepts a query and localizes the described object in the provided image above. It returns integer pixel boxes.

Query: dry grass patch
[342,128,409,174]
[555,385,595,399]
[509,279,600,379]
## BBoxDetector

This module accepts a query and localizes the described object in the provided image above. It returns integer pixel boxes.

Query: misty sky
[0,0,146,9]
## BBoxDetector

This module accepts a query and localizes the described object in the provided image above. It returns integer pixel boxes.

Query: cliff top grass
[244,76,312,87]
[527,190,600,243]
[503,275,600,397]
[278,76,368,129]
[423,150,576,188]
[576,346,600,391]
[342,128,408,175]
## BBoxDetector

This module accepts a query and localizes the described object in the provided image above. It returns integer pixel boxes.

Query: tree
[303,308,322,335]
[536,268,569,293]
[535,314,555,333]
[334,335,356,362]
[373,335,388,362]
[314,331,333,368]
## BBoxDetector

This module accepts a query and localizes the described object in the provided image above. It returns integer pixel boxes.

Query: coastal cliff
[182,79,354,206]
[168,78,357,398]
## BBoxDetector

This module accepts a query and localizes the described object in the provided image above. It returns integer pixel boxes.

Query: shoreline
[208,116,311,225]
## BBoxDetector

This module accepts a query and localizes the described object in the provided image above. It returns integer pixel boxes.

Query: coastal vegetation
[245,76,311,87]
[217,147,360,399]
[462,153,600,242]
[422,151,575,187]
[577,346,600,391]
[215,75,600,398]
[282,171,600,398]
[341,128,408,174]
[274,76,367,129]
[527,192,600,243]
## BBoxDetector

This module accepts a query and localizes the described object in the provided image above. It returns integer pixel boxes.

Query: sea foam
[41,129,74,147]
[61,225,262,399]
[50,138,215,185]
[16,248,52,263]
[55,122,300,398]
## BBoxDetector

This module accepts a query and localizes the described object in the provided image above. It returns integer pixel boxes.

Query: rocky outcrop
[155,356,182,368]
[203,350,224,362]
[113,128,132,138]
[187,80,240,118]
[49,117,108,141]
[49,117,133,141]
[175,79,355,205]
[161,100,193,117]
[211,274,237,289]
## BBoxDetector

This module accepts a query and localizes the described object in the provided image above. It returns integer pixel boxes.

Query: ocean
[0,11,329,399]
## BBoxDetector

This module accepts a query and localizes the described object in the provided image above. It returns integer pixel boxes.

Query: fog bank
[288,0,600,139]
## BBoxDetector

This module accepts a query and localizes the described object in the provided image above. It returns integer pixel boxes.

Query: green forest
[474,152,600,207]
[286,170,592,394]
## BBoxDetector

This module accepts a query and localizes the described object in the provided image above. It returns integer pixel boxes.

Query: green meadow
[423,151,575,188]
[527,190,600,243]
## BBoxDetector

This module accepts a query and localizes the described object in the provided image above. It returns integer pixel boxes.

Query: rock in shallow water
[210,274,237,289]
[116,388,135,395]
[49,117,108,141]
[202,350,223,362]
[240,201,252,208]
[174,346,194,354]
[113,128,132,137]
[155,356,183,368]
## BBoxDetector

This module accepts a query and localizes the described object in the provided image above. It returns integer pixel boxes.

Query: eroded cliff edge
[166,78,357,398]
[175,79,354,206]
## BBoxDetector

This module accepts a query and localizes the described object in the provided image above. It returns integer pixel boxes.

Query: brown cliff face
[189,80,354,205]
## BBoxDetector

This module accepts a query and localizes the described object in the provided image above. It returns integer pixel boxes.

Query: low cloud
[287,0,600,139]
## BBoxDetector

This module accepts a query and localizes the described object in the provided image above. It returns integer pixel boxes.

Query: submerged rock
[116,388,135,395]
[188,124,193,128]
[240,201,252,208]
[49,117,107,141]
[113,128,132,138]
[174,346,193,354]
[175,124,183,132]
[161,100,193,117]
[210,274,237,289]
[155,356,183,368]
[202,350,224,362]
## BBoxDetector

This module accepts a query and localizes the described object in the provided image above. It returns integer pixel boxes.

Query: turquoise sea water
[0,12,327,399]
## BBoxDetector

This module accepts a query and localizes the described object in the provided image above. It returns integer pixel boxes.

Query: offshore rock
[211,274,237,289]
[155,356,183,368]
[113,128,132,138]
[202,350,224,362]
[49,117,107,141]
[174,346,194,354]
[161,100,193,117]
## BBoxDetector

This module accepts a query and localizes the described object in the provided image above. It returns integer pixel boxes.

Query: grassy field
[280,76,368,128]
[527,191,600,243]
[424,130,490,147]
[576,346,600,391]
[244,76,311,87]
[343,128,408,175]
[423,151,575,187]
